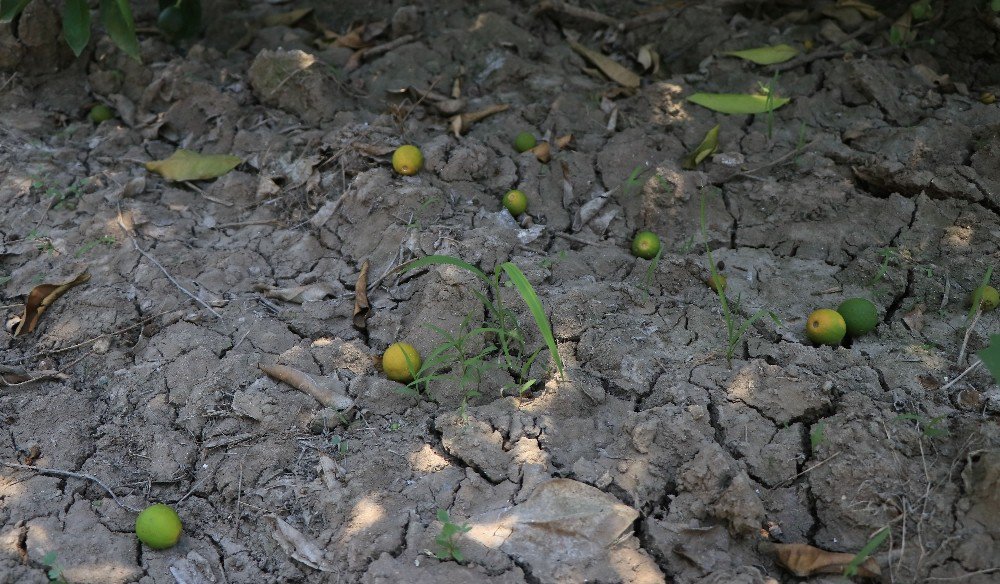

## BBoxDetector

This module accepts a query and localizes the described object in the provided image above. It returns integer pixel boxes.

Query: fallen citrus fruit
[805,309,846,346]
[135,503,182,550]
[89,104,113,123]
[837,298,878,337]
[157,5,185,36]
[631,231,661,260]
[392,145,423,176]
[967,285,999,312]
[503,189,528,216]
[382,342,421,383]
[514,132,536,153]
[706,273,727,293]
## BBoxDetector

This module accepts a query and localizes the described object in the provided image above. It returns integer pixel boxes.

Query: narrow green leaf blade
[63,0,92,57]
[0,0,30,22]
[682,124,720,170]
[977,334,1000,385]
[144,149,242,181]
[99,0,140,61]
[844,527,889,577]
[687,92,791,114]
[724,44,799,65]
[498,262,564,377]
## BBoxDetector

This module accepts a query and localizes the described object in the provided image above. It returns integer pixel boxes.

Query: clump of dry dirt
[2,1,999,583]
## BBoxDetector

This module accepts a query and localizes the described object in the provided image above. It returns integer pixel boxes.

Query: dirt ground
[2,1,1000,582]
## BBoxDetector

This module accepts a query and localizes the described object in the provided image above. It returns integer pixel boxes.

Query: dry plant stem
[533,0,617,26]
[2,462,141,512]
[554,232,613,247]
[131,238,223,319]
[771,451,842,489]
[927,568,1000,581]
[714,141,818,186]
[939,360,982,392]
[770,18,886,73]
[956,307,982,366]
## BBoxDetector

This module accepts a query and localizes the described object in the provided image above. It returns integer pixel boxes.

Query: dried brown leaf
[636,43,660,74]
[269,515,335,572]
[555,134,574,149]
[0,365,69,386]
[353,260,370,331]
[253,283,336,303]
[902,302,925,332]
[568,40,640,88]
[531,142,551,163]
[13,270,91,336]
[450,104,509,136]
[767,542,881,578]
[260,364,354,410]
[260,7,313,28]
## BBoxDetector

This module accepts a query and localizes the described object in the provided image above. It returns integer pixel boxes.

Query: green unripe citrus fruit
[392,145,423,176]
[502,189,528,216]
[805,309,847,346]
[157,6,185,36]
[967,285,999,312]
[514,132,536,153]
[89,104,113,123]
[631,231,661,260]
[836,298,878,337]
[382,342,421,383]
[135,503,182,550]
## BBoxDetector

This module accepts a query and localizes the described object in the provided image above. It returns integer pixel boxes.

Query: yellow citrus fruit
[836,298,878,337]
[89,104,113,123]
[382,342,422,383]
[135,503,182,550]
[967,285,999,312]
[805,309,847,346]
[392,145,423,176]
[514,132,536,153]
[503,189,528,216]
[706,273,727,293]
[631,231,661,260]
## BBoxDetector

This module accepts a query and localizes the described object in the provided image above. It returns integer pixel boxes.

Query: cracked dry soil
[2,1,1000,582]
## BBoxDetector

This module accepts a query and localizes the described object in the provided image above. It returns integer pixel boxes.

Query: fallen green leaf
[687,92,790,115]
[63,0,92,57]
[683,124,720,169]
[978,334,1000,385]
[100,0,140,61]
[0,0,30,22]
[144,149,242,182]
[724,44,798,65]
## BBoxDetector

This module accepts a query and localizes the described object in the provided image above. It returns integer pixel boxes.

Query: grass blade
[497,262,564,377]
[844,527,889,577]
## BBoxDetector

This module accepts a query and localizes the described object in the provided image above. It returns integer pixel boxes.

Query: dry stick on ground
[770,451,842,489]
[713,140,819,186]
[2,462,141,512]
[532,0,618,26]
[130,238,223,319]
[956,306,983,366]
[927,568,1000,581]
[939,359,983,392]
[770,18,887,73]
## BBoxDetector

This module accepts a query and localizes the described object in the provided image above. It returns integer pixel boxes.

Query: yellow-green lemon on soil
[967,285,999,312]
[135,503,182,550]
[706,273,727,293]
[392,145,423,176]
[836,298,878,337]
[382,342,422,383]
[89,104,113,123]
[805,308,847,346]
[631,231,661,260]
[502,189,528,216]
[514,132,536,153]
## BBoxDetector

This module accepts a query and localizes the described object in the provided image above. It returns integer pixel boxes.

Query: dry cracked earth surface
[2,1,1000,583]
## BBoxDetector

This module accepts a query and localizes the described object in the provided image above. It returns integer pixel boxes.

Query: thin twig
[770,18,887,73]
[131,239,223,319]
[957,306,983,366]
[2,462,141,512]
[940,360,983,392]
[0,72,18,93]
[771,451,842,489]
[554,231,613,247]
[532,0,618,26]
[1,310,167,365]
[713,141,818,186]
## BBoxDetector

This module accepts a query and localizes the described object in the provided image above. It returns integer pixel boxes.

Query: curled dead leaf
[260,364,354,410]
[568,40,641,88]
[636,43,660,74]
[555,134,574,149]
[353,260,370,331]
[449,104,509,136]
[0,365,70,386]
[13,270,91,336]
[764,542,881,578]
[260,7,313,28]
[531,142,551,163]
[268,515,335,572]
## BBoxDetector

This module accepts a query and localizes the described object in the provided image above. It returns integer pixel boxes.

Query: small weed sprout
[434,509,471,563]
[74,235,117,258]
[399,256,563,403]
[844,527,889,577]
[868,247,898,288]
[41,551,67,583]
[699,190,781,365]
[809,422,825,449]
[894,413,949,439]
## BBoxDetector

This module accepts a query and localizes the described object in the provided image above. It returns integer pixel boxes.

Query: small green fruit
[502,189,528,216]
[967,285,999,312]
[157,6,185,36]
[135,503,182,550]
[89,104,113,123]
[805,308,847,346]
[631,231,661,260]
[837,298,879,337]
[514,132,536,153]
